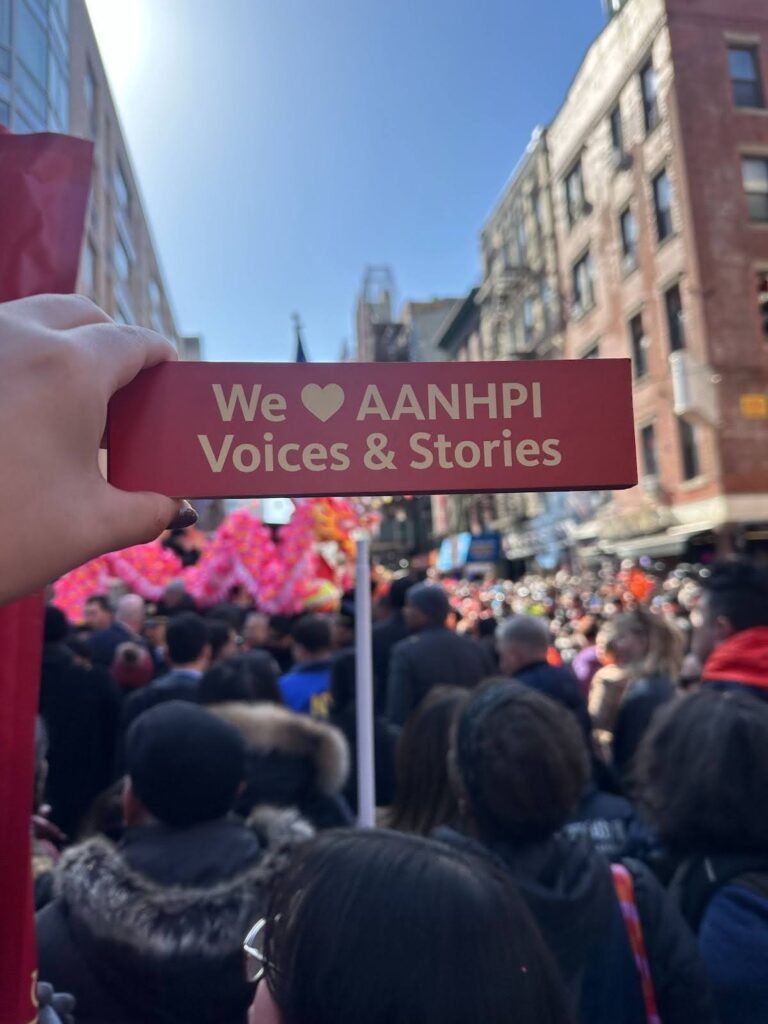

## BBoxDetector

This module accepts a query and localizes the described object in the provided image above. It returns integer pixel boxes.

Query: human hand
[0,294,197,605]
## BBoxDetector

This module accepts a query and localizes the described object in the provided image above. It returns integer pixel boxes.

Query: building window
[114,161,131,217]
[17,1,48,84]
[113,236,131,283]
[84,62,98,138]
[742,157,768,222]
[619,206,638,270]
[81,238,97,295]
[678,417,701,480]
[523,297,535,343]
[532,189,543,233]
[610,104,624,159]
[516,217,528,262]
[572,251,595,315]
[564,159,587,227]
[629,312,649,379]
[653,169,674,241]
[640,423,658,478]
[665,283,686,352]
[729,46,764,109]
[641,60,660,133]
[583,343,600,359]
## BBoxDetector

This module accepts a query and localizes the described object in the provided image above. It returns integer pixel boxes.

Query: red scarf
[703,626,768,690]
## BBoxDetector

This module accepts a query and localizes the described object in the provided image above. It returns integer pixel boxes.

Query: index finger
[74,321,179,396]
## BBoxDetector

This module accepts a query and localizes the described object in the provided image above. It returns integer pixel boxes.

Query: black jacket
[514,660,591,737]
[209,702,354,829]
[371,612,410,712]
[386,627,494,725]
[87,623,133,670]
[36,812,307,1024]
[433,828,716,1024]
[565,785,658,863]
[612,674,674,785]
[38,644,120,837]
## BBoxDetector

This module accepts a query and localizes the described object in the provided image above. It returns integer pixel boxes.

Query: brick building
[546,0,768,560]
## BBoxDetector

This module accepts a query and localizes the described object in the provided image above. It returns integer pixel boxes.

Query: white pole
[354,533,376,827]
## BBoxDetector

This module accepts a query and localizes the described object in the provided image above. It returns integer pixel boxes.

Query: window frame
[564,159,587,228]
[677,417,701,481]
[610,104,624,159]
[629,311,649,380]
[652,168,674,242]
[728,45,764,109]
[742,155,768,222]
[571,250,595,316]
[619,205,638,271]
[641,60,660,134]
[664,283,686,352]
[640,422,659,479]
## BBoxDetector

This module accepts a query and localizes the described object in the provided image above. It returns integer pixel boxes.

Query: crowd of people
[5,297,768,1024]
[29,554,768,1024]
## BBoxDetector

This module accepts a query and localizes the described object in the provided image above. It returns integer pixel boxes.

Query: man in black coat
[36,702,309,1024]
[372,575,415,713]
[83,594,132,670]
[496,614,591,735]
[38,606,120,837]
[386,583,494,725]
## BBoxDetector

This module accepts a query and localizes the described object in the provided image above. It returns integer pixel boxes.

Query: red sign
[108,359,637,498]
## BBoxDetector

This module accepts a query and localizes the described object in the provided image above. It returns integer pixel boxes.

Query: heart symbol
[301,383,345,422]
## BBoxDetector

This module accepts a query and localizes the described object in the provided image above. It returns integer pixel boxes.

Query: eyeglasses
[243,919,269,984]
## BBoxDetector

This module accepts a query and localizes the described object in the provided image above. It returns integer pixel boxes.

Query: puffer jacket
[36,810,311,1024]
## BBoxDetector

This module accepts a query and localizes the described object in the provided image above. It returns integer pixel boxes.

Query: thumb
[96,485,197,552]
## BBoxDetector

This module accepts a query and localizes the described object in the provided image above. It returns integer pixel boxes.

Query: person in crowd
[247,829,574,1024]
[199,652,285,706]
[637,688,768,1024]
[37,701,309,1024]
[121,613,211,731]
[156,578,198,617]
[208,617,240,663]
[439,680,717,1024]
[38,606,120,838]
[495,615,590,734]
[31,717,64,911]
[475,614,500,672]
[384,686,467,835]
[590,608,683,784]
[694,558,768,699]
[331,600,356,651]
[280,615,335,716]
[84,594,133,669]
[371,575,415,710]
[110,642,155,692]
[243,613,295,673]
[243,611,270,651]
[328,648,398,813]
[571,616,602,699]
[114,594,147,643]
[386,583,494,725]
[143,615,168,667]
[203,665,353,829]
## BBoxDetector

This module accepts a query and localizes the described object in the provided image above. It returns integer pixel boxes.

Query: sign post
[353,532,376,827]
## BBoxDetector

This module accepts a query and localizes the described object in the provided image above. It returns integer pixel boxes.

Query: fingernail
[167,500,198,531]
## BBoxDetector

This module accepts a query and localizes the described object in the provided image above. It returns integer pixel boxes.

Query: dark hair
[387,687,469,836]
[44,605,69,644]
[165,612,210,665]
[207,619,234,661]
[264,830,573,1024]
[704,559,768,633]
[453,681,589,843]
[476,616,497,640]
[292,615,332,654]
[85,594,113,614]
[269,614,294,638]
[636,688,768,856]
[387,575,416,612]
[198,652,283,705]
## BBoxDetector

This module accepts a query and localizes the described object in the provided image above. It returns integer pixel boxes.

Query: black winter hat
[125,701,246,828]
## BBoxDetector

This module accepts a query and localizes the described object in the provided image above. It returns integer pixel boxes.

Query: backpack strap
[611,864,661,1024]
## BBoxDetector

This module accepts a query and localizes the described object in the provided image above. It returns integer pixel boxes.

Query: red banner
[108,359,637,498]
[0,129,92,1024]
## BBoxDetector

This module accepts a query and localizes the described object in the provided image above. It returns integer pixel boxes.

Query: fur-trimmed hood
[52,808,310,960]
[210,701,349,794]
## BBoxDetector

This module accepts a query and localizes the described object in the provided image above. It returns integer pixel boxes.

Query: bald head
[496,616,549,677]
[116,594,146,635]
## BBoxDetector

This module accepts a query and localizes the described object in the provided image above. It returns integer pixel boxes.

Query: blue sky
[86,0,606,362]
